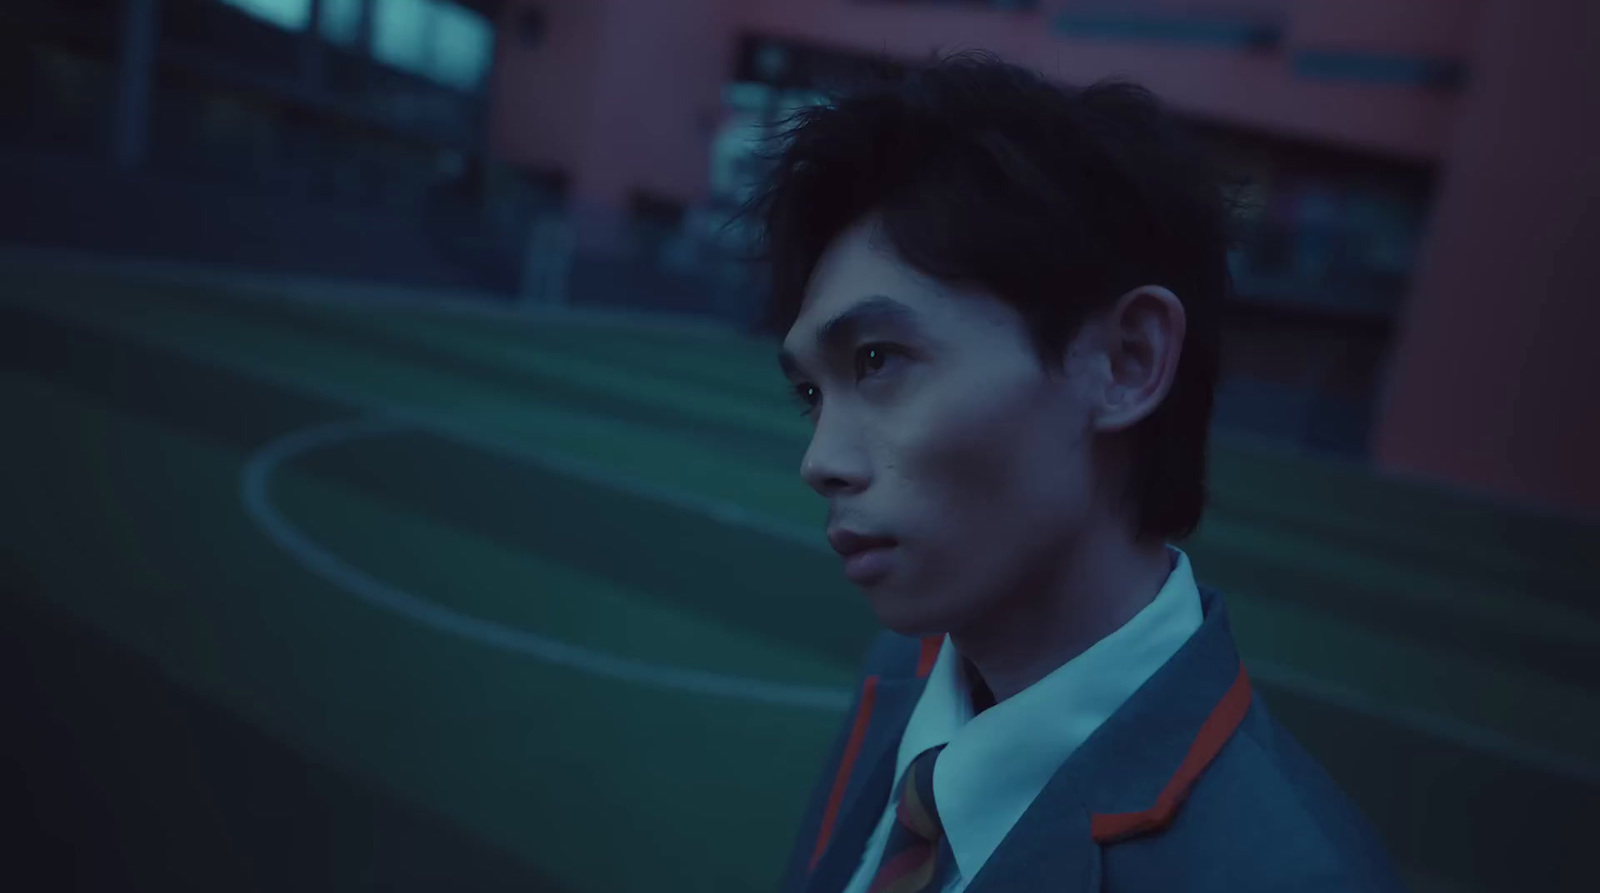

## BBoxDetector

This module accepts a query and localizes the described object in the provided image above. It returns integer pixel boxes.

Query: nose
[799,412,871,498]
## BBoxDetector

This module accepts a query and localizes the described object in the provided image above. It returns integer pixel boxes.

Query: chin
[865,584,957,638]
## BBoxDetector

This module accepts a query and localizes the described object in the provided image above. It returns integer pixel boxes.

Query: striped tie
[867,744,952,893]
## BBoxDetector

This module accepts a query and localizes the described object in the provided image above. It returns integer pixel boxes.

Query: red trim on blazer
[916,636,942,678]
[1090,664,1254,844]
[809,674,880,871]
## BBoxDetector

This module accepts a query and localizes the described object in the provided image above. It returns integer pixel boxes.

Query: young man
[756,54,1407,893]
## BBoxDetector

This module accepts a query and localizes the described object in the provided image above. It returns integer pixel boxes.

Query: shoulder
[1103,696,1409,893]
[1236,705,1408,890]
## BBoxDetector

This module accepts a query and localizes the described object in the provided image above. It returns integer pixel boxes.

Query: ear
[1089,285,1187,433]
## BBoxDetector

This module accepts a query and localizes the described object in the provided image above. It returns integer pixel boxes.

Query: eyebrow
[777,295,919,379]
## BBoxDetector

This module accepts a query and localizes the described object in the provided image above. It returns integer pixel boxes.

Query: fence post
[111,0,159,170]
[520,212,575,308]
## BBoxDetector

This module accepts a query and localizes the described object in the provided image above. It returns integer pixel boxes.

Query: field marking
[241,416,854,711]
[20,294,1600,783]
[10,286,828,550]
[13,251,1590,622]
[1252,661,1600,786]
[241,419,1600,786]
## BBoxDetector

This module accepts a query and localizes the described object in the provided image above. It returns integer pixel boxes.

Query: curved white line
[240,416,853,712]
[229,413,1600,785]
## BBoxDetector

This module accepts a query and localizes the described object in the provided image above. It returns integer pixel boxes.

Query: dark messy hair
[746,51,1231,542]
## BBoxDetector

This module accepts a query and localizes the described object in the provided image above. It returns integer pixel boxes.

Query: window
[373,0,432,72]
[219,0,311,31]
[218,0,492,92]
[373,0,494,92]
[318,0,364,47]
[430,2,495,91]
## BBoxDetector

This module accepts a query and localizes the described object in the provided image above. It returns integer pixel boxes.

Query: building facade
[4,0,1594,517]
[2,0,546,290]
[489,0,1600,518]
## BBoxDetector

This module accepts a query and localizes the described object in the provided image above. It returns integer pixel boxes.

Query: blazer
[778,586,1409,893]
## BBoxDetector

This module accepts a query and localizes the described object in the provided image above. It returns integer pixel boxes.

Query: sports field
[1,251,1596,893]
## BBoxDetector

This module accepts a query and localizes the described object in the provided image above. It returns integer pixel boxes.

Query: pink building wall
[1288,0,1478,57]
[492,0,736,247]
[740,0,1458,159]
[489,0,607,177]
[1373,0,1600,518]
[491,0,1470,203]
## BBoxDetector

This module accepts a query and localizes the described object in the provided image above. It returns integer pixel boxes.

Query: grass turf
[3,259,1598,891]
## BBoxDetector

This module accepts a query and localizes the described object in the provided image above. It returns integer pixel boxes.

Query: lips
[826,528,896,557]
[826,529,898,585]
[841,545,895,585]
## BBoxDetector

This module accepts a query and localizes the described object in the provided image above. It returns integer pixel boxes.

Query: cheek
[873,381,1086,627]
[888,375,1081,529]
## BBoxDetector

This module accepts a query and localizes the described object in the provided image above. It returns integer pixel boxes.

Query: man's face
[779,219,1102,636]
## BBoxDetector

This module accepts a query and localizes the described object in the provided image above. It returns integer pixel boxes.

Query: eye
[788,343,906,419]
[790,382,819,417]
[853,343,904,381]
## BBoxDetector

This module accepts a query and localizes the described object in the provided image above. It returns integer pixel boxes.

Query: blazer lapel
[964,587,1254,893]
[961,781,1103,893]
[804,672,928,893]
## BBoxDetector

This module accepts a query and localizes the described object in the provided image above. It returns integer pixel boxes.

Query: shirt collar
[893,546,1205,882]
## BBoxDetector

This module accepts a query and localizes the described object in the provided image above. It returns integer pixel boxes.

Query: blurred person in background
[759,52,1406,893]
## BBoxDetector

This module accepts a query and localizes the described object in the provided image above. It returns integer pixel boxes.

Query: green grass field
[1,253,1596,892]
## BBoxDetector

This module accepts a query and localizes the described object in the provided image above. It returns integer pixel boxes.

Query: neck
[950,524,1172,704]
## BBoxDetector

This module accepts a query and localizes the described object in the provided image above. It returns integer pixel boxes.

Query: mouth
[827,529,898,586]
[841,543,896,586]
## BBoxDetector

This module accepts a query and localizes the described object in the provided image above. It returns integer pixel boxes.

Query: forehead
[798,220,923,322]
[783,220,998,353]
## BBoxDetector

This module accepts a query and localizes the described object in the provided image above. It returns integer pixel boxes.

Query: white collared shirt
[840,547,1205,893]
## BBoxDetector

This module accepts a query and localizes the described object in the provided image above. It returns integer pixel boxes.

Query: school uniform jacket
[778,586,1409,893]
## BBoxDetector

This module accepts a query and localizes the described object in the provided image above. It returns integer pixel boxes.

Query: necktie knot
[868,744,952,893]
